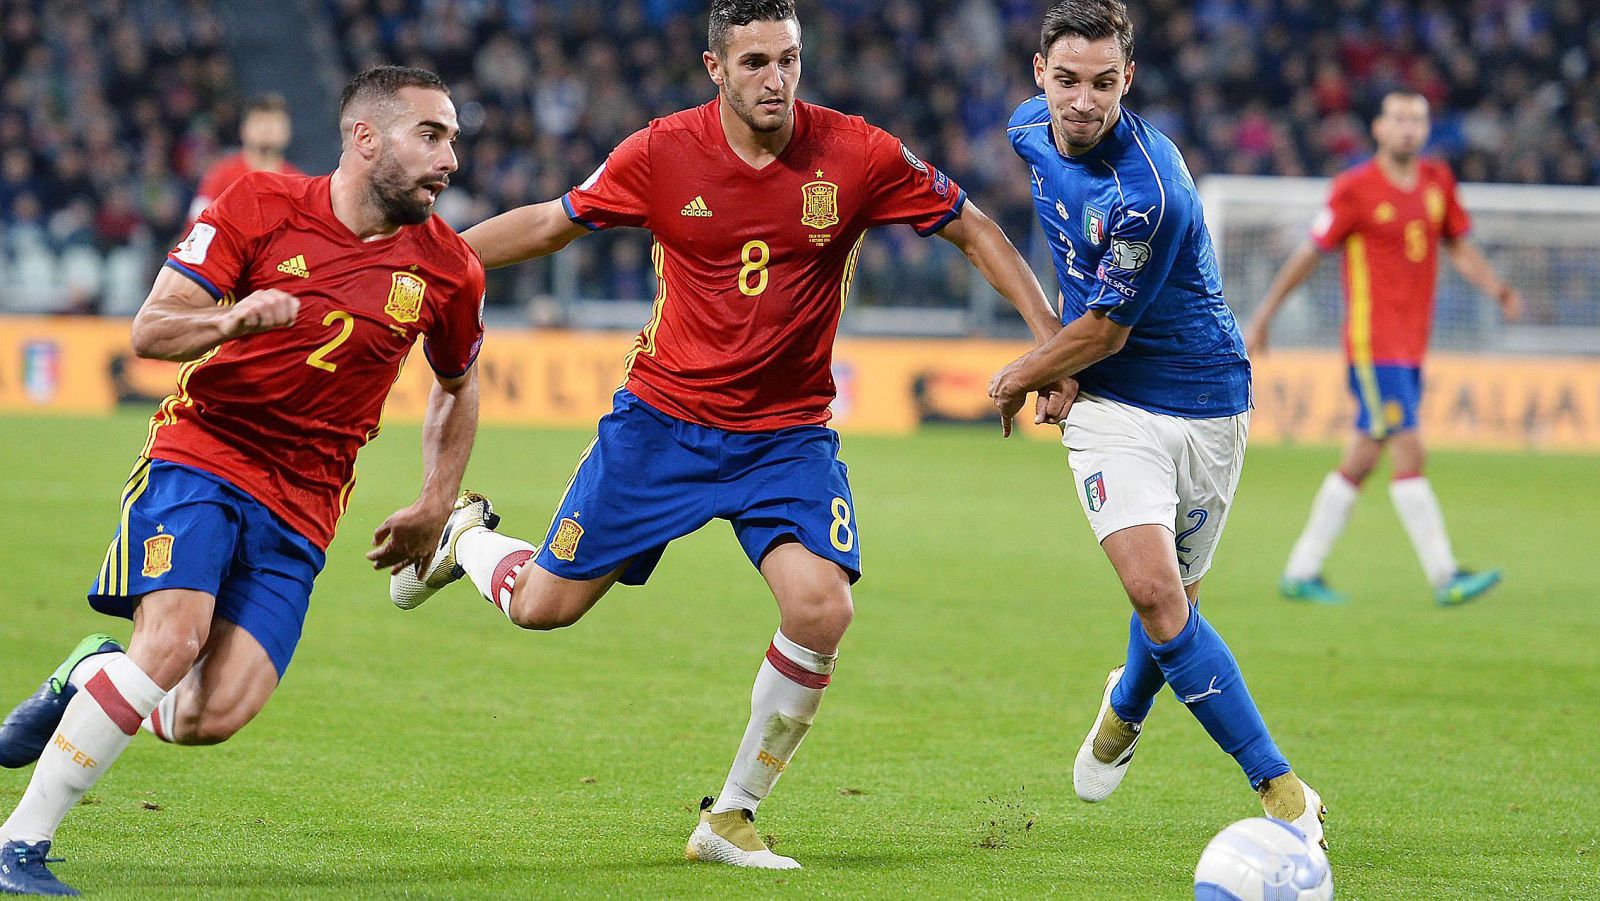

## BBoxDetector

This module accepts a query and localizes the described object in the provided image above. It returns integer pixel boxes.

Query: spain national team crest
[384,271,427,324]
[1084,471,1108,513]
[801,180,841,230]
[142,534,174,578]
[549,517,584,562]
[1084,204,1108,245]
[1425,186,1446,224]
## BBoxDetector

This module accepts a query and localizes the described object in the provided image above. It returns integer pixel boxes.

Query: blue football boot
[0,840,78,896]
[1436,569,1501,607]
[0,635,123,769]
[1279,575,1348,605]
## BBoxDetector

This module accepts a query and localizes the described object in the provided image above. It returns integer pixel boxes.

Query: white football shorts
[1061,392,1249,585]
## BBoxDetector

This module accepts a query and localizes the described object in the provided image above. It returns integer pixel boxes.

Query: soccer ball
[1193,817,1333,900]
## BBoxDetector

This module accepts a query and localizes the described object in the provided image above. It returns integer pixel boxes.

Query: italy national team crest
[142,534,174,578]
[384,271,427,324]
[1084,471,1107,513]
[801,180,841,230]
[1084,204,1108,245]
[549,517,584,562]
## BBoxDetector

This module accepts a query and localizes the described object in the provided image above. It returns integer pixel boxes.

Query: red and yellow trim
[140,347,220,458]
[840,234,866,312]
[619,240,668,386]
[1344,234,1387,439]
[96,457,154,596]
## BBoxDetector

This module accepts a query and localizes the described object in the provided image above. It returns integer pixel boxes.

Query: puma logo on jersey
[276,254,310,278]
[680,196,714,218]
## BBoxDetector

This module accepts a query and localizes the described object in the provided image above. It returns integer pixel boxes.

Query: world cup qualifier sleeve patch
[1084,471,1108,512]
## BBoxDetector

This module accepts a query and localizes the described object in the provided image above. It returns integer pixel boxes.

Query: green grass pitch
[2,412,1596,899]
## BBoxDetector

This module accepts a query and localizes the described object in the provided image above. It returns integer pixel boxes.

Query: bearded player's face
[710,18,802,134]
[371,87,459,226]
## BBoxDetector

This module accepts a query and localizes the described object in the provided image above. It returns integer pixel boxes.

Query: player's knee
[131,621,207,682]
[506,594,583,631]
[170,707,248,746]
[1124,576,1184,621]
[785,589,854,646]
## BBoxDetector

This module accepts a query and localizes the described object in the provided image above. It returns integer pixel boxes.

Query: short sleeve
[166,173,265,300]
[1087,182,1194,328]
[423,252,487,380]
[562,127,651,231]
[860,127,966,236]
[1310,177,1360,252]
[1440,168,1471,241]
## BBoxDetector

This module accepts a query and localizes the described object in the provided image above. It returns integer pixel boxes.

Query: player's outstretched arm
[937,201,1059,343]
[938,200,1076,424]
[461,199,592,269]
[131,266,299,362]
[1244,240,1322,357]
[368,369,480,574]
[1444,237,1522,321]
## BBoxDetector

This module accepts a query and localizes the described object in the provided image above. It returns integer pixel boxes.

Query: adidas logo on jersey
[680,196,713,218]
[276,254,310,278]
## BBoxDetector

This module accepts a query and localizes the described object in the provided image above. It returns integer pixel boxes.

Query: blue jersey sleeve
[1086,179,1193,327]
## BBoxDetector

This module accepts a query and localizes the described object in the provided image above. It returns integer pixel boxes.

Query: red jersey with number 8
[1310,158,1470,366]
[563,98,966,431]
[153,171,485,548]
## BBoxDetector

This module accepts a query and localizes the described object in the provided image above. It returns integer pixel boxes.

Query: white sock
[142,689,179,743]
[66,652,115,691]
[1,655,166,843]
[1284,472,1361,581]
[711,632,836,815]
[455,526,538,618]
[1389,476,1458,587]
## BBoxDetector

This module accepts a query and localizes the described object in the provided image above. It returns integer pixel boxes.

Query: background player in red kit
[388,0,1068,871]
[186,93,302,227]
[0,66,483,896]
[1246,90,1522,607]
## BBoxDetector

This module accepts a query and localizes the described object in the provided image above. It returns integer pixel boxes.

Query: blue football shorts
[534,389,861,585]
[1347,364,1422,439]
[87,458,325,679]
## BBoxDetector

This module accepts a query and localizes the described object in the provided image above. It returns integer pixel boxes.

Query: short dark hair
[244,93,289,117]
[708,0,799,57]
[339,65,448,124]
[1040,0,1134,63]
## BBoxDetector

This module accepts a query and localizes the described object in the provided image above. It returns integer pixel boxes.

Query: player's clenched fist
[221,289,300,338]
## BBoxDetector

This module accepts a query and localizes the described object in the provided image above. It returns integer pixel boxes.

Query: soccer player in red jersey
[186,93,302,227]
[389,0,1068,869]
[0,66,484,896]
[1245,91,1522,607]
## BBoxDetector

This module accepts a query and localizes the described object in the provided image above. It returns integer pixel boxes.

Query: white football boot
[390,492,498,610]
[685,797,800,870]
[1073,665,1143,802]
[1259,771,1328,850]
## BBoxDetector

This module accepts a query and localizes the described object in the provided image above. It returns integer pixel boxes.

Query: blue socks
[1110,612,1166,722]
[1142,604,1291,788]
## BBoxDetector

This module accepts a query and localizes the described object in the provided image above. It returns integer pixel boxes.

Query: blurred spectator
[0,0,237,313]
[320,0,1600,312]
[186,93,301,225]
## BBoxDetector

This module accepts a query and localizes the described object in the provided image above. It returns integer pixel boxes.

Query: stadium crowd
[1,0,1597,314]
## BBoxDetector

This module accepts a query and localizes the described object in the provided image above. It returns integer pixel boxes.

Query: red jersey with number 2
[563,98,967,431]
[1311,158,1470,366]
[153,171,486,548]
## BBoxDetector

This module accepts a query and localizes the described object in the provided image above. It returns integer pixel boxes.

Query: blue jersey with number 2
[1009,98,1250,418]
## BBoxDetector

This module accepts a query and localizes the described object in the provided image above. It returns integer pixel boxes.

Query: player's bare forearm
[939,202,1060,343]
[418,371,480,509]
[998,309,1127,392]
[368,370,480,573]
[1445,238,1521,318]
[462,200,591,269]
[131,268,299,361]
[1244,241,1322,354]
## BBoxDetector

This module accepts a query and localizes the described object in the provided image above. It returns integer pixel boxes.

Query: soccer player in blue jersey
[987,0,1326,848]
